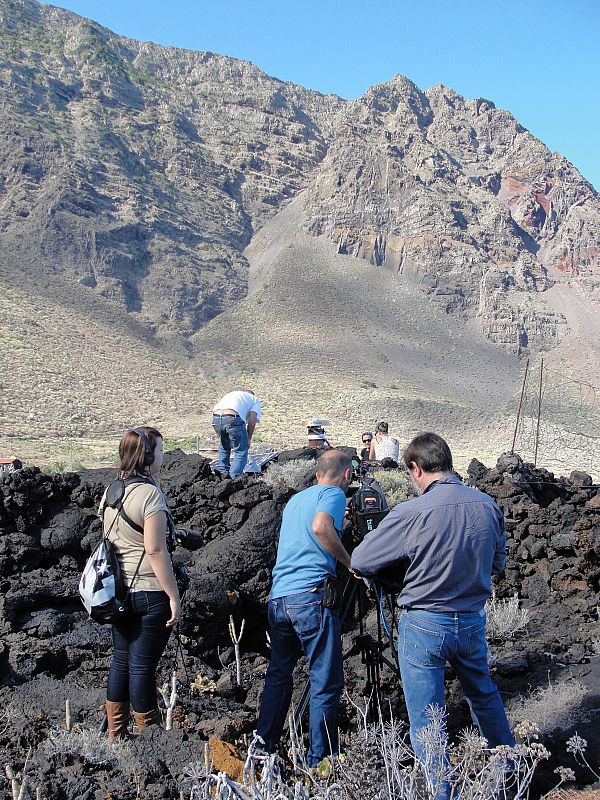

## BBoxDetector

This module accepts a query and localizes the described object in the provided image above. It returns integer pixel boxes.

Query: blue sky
[49,0,599,190]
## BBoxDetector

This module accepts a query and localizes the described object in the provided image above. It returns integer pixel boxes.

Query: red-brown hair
[119,426,162,477]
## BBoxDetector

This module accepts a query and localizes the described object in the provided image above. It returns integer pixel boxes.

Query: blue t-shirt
[270,484,347,598]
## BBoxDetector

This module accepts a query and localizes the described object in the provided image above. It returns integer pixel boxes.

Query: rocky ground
[1,448,599,799]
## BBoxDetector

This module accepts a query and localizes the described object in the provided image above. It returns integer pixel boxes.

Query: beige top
[99,478,169,592]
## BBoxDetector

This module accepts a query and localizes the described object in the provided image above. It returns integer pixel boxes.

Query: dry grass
[261,459,316,491]
[506,679,588,735]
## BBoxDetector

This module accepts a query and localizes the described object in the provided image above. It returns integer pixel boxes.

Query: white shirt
[374,435,399,461]
[213,391,262,422]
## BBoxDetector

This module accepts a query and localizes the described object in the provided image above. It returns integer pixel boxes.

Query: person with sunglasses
[359,432,373,461]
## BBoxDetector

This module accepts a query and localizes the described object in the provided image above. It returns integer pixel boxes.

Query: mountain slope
[0,0,341,339]
[1,0,599,469]
[192,195,522,464]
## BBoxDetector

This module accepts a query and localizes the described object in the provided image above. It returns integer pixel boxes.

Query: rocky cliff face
[302,79,600,353]
[0,0,341,338]
[1,0,599,353]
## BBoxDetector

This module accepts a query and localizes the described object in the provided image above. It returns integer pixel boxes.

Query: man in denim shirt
[352,433,514,767]
[254,450,353,766]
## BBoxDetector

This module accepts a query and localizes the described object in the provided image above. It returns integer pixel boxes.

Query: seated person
[359,431,372,461]
[369,421,399,463]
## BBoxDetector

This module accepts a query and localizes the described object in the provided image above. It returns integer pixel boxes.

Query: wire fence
[511,358,600,478]
[2,366,600,480]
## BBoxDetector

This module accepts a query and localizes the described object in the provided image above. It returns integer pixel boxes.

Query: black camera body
[174,563,190,595]
[175,527,204,551]
[347,460,390,541]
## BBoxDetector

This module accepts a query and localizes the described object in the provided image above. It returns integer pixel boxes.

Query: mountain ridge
[1,0,599,470]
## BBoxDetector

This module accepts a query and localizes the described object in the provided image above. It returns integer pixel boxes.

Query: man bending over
[212,389,261,477]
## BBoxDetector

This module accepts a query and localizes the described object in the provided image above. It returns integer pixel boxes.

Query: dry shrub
[261,459,316,491]
[181,705,550,800]
[44,726,131,764]
[373,469,413,507]
[506,680,588,735]
[485,592,529,641]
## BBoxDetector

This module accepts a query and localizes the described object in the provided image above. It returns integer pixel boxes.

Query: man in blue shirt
[352,433,514,776]
[254,449,353,767]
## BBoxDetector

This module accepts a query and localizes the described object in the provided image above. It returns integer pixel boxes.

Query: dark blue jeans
[212,414,249,477]
[107,590,172,712]
[256,588,343,767]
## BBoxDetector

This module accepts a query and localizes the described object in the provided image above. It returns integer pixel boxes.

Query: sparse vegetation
[41,461,67,475]
[181,706,549,800]
[485,592,529,641]
[44,725,131,765]
[163,435,198,452]
[261,459,316,491]
[374,468,413,507]
[506,679,588,735]
[192,674,217,694]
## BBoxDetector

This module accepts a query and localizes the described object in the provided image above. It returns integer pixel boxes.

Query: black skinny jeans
[107,590,172,712]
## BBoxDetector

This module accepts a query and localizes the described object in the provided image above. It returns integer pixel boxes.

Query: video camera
[346,458,408,594]
[347,457,390,541]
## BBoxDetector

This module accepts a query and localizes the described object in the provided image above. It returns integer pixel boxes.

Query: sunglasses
[362,439,372,443]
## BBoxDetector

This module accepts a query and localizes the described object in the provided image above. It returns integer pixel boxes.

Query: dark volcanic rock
[2,449,600,794]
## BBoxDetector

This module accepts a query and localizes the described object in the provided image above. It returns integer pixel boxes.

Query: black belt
[213,413,238,417]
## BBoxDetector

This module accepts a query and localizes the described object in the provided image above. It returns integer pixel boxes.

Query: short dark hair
[402,432,453,473]
[119,426,162,477]
[316,449,352,478]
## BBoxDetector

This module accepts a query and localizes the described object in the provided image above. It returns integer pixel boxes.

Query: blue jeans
[256,589,343,767]
[399,609,514,760]
[107,591,172,712]
[212,414,249,477]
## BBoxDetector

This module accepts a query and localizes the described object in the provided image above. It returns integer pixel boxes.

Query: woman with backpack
[99,426,181,743]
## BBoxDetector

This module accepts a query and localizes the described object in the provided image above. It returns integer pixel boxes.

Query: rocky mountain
[302,79,600,353]
[0,0,341,338]
[1,0,599,349]
[1,0,599,464]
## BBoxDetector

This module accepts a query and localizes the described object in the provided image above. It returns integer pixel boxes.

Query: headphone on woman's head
[131,427,155,466]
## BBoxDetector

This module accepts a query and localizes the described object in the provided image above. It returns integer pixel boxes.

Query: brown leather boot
[132,707,161,733]
[106,700,130,744]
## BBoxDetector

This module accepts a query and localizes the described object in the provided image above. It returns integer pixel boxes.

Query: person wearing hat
[369,421,399,463]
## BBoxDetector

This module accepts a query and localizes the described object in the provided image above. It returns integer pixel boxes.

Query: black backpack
[351,475,390,538]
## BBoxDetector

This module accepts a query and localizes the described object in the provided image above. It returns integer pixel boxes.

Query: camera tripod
[291,571,402,733]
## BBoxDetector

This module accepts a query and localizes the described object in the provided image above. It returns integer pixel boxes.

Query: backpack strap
[116,505,144,535]
[101,480,150,596]
[122,547,146,599]
[101,475,166,595]
[102,477,153,535]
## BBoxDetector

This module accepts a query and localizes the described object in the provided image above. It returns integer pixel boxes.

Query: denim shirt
[351,475,506,612]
